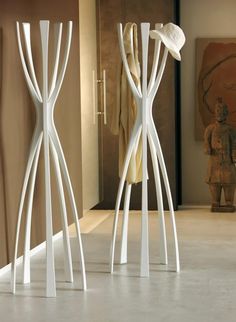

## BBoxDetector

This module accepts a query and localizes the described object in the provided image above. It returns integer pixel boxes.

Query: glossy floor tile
[0,208,236,322]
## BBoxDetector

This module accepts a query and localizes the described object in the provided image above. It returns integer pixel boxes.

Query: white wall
[180,0,236,205]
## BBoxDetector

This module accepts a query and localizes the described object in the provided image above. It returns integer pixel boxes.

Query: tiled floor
[0,208,236,322]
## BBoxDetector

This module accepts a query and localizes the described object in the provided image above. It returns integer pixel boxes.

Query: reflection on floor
[0,208,236,322]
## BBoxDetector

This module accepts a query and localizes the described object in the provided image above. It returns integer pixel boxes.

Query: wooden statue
[204,97,236,212]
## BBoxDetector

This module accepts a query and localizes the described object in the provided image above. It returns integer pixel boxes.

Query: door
[96,0,179,210]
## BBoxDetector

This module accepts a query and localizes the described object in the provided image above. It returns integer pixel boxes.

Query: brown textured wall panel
[98,0,177,209]
[0,29,9,266]
[0,0,82,267]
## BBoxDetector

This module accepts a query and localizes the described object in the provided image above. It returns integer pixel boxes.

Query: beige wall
[181,0,236,205]
[79,0,100,213]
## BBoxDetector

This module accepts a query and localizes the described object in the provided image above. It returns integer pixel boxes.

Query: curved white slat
[49,23,63,98]
[49,21,72,104]
[23,134,43,284]
[149,119,180,272]
[49,138,73,283]
[11,131,43,294]
[149,47,168,99]
[16,22,42,105]
[22,23,42,101]
[117,24,142,99]
[110,122,142,273]
[119,182,132,264]
[148,131,168,265]
[127,24,142,95]
[147,23,163,95]
[119,124,142,264]
[49,128,87,290]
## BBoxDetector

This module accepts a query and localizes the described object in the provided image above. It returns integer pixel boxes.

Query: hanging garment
[110,22,142,184]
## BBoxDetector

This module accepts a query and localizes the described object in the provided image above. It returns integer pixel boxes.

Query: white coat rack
[110,22,185,276]
[11,20,86,297]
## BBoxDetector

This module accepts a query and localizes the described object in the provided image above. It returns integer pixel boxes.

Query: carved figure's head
[215,97,228,122]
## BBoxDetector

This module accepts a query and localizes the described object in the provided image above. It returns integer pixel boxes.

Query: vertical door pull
[93,69,107,125]
[92,70,97,124]
[102,70,107,124]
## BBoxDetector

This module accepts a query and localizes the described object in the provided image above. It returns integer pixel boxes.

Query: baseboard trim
[0,230,62,277]
[178,205,211,210]
[0,210,111,277]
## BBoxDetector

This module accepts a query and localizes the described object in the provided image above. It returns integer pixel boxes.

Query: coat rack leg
[148,132,168,265]
[44,134,56,297]
[149,122,180,272]
[40,20,57,297]
[11,132,42,293]
[50,140,73,283]
[110,125,142,273]
[50,134,87,290]
[120,182,132,264]
[140,23,150,278]
[140,144,149,277]
[120,119,142,265]
[23,135,43,284]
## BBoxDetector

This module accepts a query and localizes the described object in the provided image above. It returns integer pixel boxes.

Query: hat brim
[150,30,182,61]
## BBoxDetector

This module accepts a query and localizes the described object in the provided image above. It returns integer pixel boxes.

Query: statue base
[211,205,235,213]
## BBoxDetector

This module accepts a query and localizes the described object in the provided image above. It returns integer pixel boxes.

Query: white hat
[149,23,185,61]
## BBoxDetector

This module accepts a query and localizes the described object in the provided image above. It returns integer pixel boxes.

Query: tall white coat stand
[110,23,180,277]
[11,20,87,297]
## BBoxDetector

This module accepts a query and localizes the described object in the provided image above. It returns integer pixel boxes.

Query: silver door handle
[93,69,107,125]
[102,69,107,125]
[92,70,97,124]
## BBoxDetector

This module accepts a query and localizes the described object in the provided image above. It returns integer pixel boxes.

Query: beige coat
[110,22,142,184]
